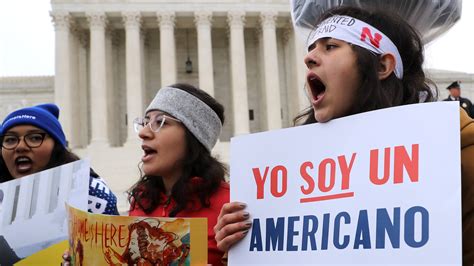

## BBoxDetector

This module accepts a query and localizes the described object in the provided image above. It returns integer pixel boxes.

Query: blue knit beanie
[0,104,67,148]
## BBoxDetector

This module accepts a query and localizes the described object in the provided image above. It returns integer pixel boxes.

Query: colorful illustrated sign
[0,160,89,265]
[66,205,208,265]
[229,102,462,265]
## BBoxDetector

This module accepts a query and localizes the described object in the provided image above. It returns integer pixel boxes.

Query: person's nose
[15,137,30,152]
[304,49,320,69]
[138,124,153,140]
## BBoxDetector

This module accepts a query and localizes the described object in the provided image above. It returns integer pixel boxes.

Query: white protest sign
[0,159,89,261]
[229,102,461,265]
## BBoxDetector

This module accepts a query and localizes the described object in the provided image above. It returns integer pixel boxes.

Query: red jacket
[129,180,229,266]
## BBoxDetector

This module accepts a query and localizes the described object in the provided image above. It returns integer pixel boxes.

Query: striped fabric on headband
[145,86,222,152]
[308,15,403,79]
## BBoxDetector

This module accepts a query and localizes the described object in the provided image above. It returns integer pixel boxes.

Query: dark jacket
[444,96,474,118]
[0,235,21,265]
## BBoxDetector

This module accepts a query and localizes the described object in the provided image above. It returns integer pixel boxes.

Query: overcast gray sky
[0,0,473,76]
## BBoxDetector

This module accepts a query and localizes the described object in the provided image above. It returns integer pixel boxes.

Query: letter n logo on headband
[360,27,382,48]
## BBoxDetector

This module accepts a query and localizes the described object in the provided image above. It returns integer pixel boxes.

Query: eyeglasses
[1,133,48,150]
[133,115,181,134]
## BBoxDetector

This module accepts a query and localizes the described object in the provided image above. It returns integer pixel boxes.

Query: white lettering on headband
[308,15,403,79]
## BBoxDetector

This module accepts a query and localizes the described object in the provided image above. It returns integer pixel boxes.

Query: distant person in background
[0,234,20,266]
[443,81,473,117]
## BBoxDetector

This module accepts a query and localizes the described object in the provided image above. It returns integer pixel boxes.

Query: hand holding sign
[214,202,251,252]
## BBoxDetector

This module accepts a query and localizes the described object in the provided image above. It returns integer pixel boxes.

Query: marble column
[50,11,76,147]
[260,11,282,130]
[106,28,117,146]
[195,11,214,96]
[75,30,90,147]
[122,12,144,143]
[157,12,176,87]
[87,12,110,146]
[227,11,250,135]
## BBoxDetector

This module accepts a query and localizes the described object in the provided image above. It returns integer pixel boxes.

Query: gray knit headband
[145,86,222,151]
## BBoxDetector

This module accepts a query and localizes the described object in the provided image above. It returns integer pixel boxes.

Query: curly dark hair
[0,152,9,182]
[294,6,438,125]
[128,83,227,217]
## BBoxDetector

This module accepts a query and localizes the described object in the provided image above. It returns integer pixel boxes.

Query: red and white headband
[308,15,403,79]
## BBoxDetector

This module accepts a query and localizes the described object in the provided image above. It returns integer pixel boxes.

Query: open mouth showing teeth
[142,146,157,156]
[15,156,33,172]
[15,156,32,165]
[307,74,326,102]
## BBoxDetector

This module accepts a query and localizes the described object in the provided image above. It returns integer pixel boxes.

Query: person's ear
[378,53,396,80]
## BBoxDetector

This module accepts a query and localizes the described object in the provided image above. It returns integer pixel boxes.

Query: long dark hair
[0,152,9,183]
[294,6,437,125]
[0,140,81,182]
[128,83,227,217]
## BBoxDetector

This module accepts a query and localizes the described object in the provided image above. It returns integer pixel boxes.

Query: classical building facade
[49,0,308,148]
[0,76,54,119]
[1,0,472,212]
[45,0,309,211]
